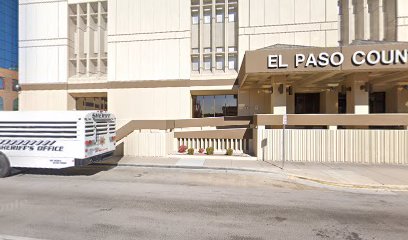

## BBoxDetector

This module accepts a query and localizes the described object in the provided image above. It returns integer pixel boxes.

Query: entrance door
[295,93,320,114]
[370,92,386,113]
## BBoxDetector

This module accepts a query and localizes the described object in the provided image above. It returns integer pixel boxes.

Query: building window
[68,1,108,78]
[192,95,238,118]
[192,57,200,71]
[228,55,237,70]
[216,47,224,53]
[216,55,224,70]
[204,10,211,24]
[0,78,4,90]
[0,97,3,111]
[12,98,18,111]
[192,10,199,24]
[216,11,224,23]
[191,0,238,73]
[204,56,211,70]
[228,7,237,22]
[76,97,107,111]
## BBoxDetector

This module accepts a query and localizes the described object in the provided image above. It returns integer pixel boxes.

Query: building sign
[268,49,408,69]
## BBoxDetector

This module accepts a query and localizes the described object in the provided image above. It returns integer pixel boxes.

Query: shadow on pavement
[12,157,122,177]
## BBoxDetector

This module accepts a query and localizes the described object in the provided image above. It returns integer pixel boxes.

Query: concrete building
[0,0,18,111]
[18,0,408,162]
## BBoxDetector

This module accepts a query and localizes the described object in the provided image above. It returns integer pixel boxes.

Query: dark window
[0,97,3,111]
[338,93,347,114]
[0,78,4,89]
[76,97,107,111]
[370,92,386,113]
[295,93,320,114]
[193,95,238,118]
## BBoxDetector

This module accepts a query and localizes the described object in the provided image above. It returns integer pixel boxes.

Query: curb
[98,163,283,175]
[97,162,408,192]
[288,174,408,192]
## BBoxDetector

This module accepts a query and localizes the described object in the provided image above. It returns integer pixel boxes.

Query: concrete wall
[397,0,408,41]
[108,0,191,81]
[238,0,339,65]
[19,0,68,84]
[108,87,191,123]
[19,90,69,111]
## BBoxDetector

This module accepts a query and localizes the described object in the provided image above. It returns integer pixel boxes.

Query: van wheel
[0,152,11,178]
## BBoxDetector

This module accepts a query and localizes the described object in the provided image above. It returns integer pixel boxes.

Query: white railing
[177,138,250,154]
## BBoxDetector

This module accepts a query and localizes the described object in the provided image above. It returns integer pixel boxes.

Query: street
[0,165,407,240]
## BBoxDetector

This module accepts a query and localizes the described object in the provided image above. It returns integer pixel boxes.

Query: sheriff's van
[0,111,116,177]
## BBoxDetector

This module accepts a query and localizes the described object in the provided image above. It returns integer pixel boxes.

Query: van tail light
[110,136,116,142]
[85,140,94,146]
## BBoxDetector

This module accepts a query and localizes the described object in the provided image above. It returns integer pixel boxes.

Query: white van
[0,111,116,177]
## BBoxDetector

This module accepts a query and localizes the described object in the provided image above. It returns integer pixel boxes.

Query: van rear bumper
[75,151,114,167]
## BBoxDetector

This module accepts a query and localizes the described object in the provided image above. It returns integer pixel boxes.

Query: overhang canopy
[238,41,408,90]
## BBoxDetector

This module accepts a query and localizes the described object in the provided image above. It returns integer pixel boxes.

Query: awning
[238,41,408,91]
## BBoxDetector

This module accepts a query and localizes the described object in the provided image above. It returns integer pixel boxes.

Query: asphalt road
[0,165,407,240]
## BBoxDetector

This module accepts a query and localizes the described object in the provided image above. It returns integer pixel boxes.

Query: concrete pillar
[286,87,295,114]
[397,86,408,113]
[67,94,76,110]
[254,125,265,160]
[345,73,370,114]
[347,0,356,43]
[271,76,287,115]
[320,89,338,114]
[368,0,385,40]
[353,0,369,40]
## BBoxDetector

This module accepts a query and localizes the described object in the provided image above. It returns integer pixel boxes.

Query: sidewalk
[105,156,408,191]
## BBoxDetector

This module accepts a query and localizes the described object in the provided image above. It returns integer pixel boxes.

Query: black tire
[0,152,11,178]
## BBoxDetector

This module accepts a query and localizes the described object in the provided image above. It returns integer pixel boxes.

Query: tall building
[18,0,408,119]
[0,0,18,111]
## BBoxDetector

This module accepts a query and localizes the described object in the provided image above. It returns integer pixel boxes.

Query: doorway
[370,92,386,113]
[295,93,320,114]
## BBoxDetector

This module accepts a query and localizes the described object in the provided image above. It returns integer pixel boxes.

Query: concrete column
[363,0,370,39]
[368,0,385,40]
[397,86,408,113]
[320,89,338,114]
[286,87,295,114]
[378,0,385,40]
[347,0,356,43]
[353,0,370,40]
[271,76,287,115]
[345,73,370,114]
[254,125,265,160]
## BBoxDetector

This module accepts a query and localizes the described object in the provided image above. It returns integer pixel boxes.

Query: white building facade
[19,0,408,123]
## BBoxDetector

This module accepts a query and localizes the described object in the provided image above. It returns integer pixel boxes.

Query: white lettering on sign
[268,55,288,69]
[268,49,408,69]
[351,49,408,66]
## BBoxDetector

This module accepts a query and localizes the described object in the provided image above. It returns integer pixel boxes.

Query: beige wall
[108,87,191,124]
[19,90,69,111]
[239,0,339,66]
[320,90,338,114]
[108,0,191,82]
[238,89,271,116]
[397,0,408,41]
